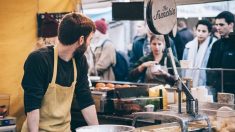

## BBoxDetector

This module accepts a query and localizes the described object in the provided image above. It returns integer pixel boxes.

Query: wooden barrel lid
[146,0,177,35]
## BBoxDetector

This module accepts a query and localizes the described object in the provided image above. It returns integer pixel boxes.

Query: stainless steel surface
[132,111,211,132]
[168,102,235,116]
[136,122,212,132]
[76,125,135,132]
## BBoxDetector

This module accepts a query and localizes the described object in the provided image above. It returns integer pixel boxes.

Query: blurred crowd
[35,11,235,97]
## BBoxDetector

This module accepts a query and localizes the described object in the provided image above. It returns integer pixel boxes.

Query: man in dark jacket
[207,11,235,95]
[174,18,194,60]
[129,34,150,67]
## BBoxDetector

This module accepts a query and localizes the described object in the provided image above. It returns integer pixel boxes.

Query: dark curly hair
[196,19,212,33]
[58,13,96,45]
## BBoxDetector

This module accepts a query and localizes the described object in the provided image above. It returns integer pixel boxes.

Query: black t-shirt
[22,46,94,113]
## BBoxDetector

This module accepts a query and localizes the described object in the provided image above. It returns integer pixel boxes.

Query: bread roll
[226,125,235,132]
[106,83,115,88]
[95,83,105,88]
[122,84,130,87]
[115,84,122,88]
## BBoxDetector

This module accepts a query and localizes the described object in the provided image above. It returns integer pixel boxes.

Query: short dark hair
[58,13,96,45]
[177,18,188,27]
[215,11,235,24]
[196,19,212,33]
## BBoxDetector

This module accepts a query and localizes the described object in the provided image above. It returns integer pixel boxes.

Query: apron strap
[52,45,58,85]
[72,58,77,84]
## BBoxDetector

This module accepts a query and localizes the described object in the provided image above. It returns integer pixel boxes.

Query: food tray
[112,97,161,115]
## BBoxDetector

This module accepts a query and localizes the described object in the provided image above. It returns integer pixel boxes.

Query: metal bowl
[76,125,135,132]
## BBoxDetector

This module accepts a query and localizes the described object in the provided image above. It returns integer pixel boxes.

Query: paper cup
[151,64,161,72]
[145,104,154,112]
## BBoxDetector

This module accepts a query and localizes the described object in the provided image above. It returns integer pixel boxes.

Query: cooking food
[114,100,142,114]
[95,82,106,88]
[130,85,137,87]
[106,83,115,88]
[226,125,235,132]
[122,84,131,87]
[95,82,136,90]
[115,84,122,88]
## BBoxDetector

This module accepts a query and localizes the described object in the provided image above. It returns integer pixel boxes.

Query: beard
[73,42,88,57]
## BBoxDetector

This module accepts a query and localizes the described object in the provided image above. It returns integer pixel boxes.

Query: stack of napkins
[191,86,213,102]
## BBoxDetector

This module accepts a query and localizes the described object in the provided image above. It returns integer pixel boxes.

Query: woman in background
[129,35,180,85]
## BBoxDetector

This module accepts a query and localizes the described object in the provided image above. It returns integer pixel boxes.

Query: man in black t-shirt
[21,13,98,132]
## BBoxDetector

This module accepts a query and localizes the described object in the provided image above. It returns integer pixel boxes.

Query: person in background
[133,21,148,41]
[21,13,98,132]
[88,19,116,81]
[129,21,151,66]
[129,21,152,68]
[182,20,217,87]
[207,11,235,95]
[129,35,180,85]
[127,21,147,57]
[174,18,194,60]
[129,21,177,68]
[211,25,221,39]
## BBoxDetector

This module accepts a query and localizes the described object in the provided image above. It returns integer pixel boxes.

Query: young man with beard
[207,11,235,97]
[21,13,98,132]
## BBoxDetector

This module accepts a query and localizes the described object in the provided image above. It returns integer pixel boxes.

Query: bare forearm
[81,105,99,125]
[27,109,39,132]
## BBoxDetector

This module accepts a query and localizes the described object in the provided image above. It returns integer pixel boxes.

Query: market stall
[72,0,235,132]
[0,0,234,131]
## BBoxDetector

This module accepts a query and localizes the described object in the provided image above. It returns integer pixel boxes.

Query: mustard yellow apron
[21,46,77,132]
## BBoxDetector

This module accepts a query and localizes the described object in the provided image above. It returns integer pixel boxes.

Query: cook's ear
[78,36,84,46]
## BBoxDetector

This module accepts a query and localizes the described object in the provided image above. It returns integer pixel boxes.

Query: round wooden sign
[146,0,177,35]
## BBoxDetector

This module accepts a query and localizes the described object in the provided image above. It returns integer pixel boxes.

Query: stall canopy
[177,1,235,18]
[175,0,232,5]
[81,0,234,20]
[81,0,233,6]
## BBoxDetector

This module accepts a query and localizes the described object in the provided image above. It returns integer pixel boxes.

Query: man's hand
[81,105,99,125]
[27,109,39,132]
